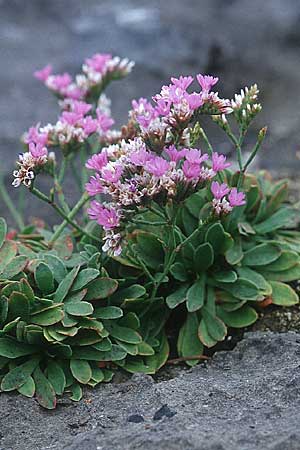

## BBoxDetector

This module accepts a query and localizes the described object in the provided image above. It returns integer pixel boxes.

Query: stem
[226,129,245,189]
[199,127,223,182]
[243,127,267,173]
[0,175,25,230]
[30,187,100,244]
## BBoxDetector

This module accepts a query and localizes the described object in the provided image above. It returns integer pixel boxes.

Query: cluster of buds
[34,53,134,102]
[85,135,236,255]
[211,181,246,215]
[230,84,262,130]
[12,143,54,188]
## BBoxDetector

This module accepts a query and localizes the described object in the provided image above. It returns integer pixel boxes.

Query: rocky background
[1,0,300,223]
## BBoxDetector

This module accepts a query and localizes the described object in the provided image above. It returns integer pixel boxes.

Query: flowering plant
[0,52,299,408]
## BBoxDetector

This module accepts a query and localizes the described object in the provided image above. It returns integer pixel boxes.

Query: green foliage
[0,224,165,409]
[124,172,300,362]
[0,172,299,408]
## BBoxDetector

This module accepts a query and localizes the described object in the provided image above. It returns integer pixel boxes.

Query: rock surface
[1,331,300,450]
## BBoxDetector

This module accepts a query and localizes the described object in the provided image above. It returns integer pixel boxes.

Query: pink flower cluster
[211,181,246,215]
[12,142,54,188]
[40,99,114,146]
[34,53,134,101]
[85,137,232,255]
[129,74,232,139]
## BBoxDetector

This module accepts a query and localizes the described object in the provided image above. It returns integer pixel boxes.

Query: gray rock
[1,332,300,449]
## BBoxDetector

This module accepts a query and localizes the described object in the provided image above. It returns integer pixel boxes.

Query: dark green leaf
[269,281,299,306]
[54,266,80,302]
[85,277,118,300]
[217,305,258,328]
[243,244,281,266]
[178,313,203,366]
[166,284,189,309]
[187,275,206,312]
[65,302,94,316]
[1,357,39,391]
[93,306,123,319]
[0,337,36,358]
[47,361,66,395]
[31,307,64,326]
[71,268,99,291]
[70,359,92,384]
[33,366,56,409]
[0,218,7,248]
[193,242,214,273]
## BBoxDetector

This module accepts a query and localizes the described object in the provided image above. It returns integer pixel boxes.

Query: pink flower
[130,148,150,166]
[171,75,194,90]
[196,74,219,92]
[154,99,171,116]
[101,164,123,183]
[185,93,203,110]
[87,201,120,229]
[228,188,246,207]
[71,100,92,116]
[182,161,201,180]
[86,152,108,171]
[85,53,112,73]
[96,110,114,132]
[34,65,52,82]
[212,152,231,172]
[50,73,72,90]
[85,174,103,196]
[64,86,85,100]
[184,148,208,164]
[29,142,47,158]
[80,116,99,135]
[145,156,170,177]
[211,181,230,199]
[61,111,82,125]
[165,145,187,163]
[25,124,48,146]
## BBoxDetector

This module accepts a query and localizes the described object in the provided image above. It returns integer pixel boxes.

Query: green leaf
[170,262,188,281]
[73,345,126,361]
[70,359,92,384]
[43,254,67,283]
[137,341,155,356]
[243,244,281,266]
[8,291,29,322]
[33,366,56,409]
[69,383,83,401]
[108,325,142,344]
[198,321,217,347]
[178,313,203,366]
[54,266,80,302]
[269,281,299,306]
[0,241,17,273]
[205,223,227,254]
[187,275,206,312]
[145,332,169,373]
[17,376,35,397]
[93,306,123,319]
[71,268,100,291]
[225,237,243,265]
[236,267,272,295]
[1,357,39,391]
[47,361,66,395]
[35,262,54,294]
[65,302,94,316]
[259,264,300,282]
[115,285,146,305]
[254,208,297,234]
[85,277,118,300]
[202,308,227,342]
[220,278,261,301]
[31,307,64,326]
[0,337,36,358]
[0,256,28,279]
[214,270,237,283]
[193,242,214,273]
[217,305,258,328]
[0,295,8,326]
[166,284,189,309]
[0,218,7,248]
[263,251,299,272]
[135,232,164,269]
